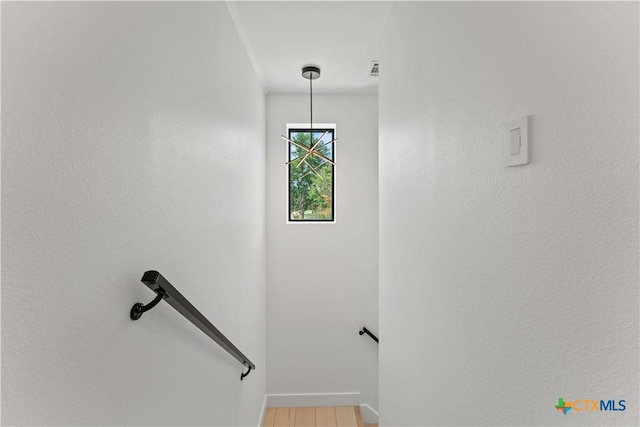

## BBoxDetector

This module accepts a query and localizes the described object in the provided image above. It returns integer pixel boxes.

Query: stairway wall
[2,2,266,425]
[378,2,639,425]
[265,94,379,413]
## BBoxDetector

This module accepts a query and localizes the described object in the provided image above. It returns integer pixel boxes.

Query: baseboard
[257,395,267,427]
[266,392,361,408]
[360,403,379,424]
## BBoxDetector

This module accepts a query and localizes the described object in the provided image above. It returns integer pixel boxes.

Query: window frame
[286,123,337,224]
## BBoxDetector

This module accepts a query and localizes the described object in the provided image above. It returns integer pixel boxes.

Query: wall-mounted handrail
[130,270,255,380]
[359,326,379,343]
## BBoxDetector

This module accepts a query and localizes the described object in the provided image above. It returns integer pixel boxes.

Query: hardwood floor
[262,406,378,427]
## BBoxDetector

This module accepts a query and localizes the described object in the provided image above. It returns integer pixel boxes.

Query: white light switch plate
[506,116,529,166]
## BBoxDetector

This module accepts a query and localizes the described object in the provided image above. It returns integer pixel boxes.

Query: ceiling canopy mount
[302,66,321,80]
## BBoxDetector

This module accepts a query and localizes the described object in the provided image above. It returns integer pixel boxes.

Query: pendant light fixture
[281,65,337,175]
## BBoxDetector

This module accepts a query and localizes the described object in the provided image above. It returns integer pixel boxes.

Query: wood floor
[262,406,377,427]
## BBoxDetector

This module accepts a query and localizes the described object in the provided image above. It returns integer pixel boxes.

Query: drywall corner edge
[360,404,379,424]
[257,394,267,427]
[225,0,264,89]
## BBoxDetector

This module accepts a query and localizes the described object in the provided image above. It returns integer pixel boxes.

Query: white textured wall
[379,2,638,426]
[266,94,378,411]
[2,2,266,425]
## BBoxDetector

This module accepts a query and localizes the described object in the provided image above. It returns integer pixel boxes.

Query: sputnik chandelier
[281,66,337,179]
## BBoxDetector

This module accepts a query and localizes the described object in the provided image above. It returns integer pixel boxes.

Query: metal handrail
[359,326,379,343]
[130,270,255,380]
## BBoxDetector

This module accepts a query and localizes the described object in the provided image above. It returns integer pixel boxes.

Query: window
[288,126,335,222]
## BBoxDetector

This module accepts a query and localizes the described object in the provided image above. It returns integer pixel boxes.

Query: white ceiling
[227,1,393,94]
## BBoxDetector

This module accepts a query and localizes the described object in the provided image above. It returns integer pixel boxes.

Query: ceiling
[227,1,393,94]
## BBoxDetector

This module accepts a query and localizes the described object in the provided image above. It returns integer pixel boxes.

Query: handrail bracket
[240,365,252,381]
[130,292,164,320]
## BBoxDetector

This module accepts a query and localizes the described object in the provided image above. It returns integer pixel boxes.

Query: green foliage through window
[288,128,335,221]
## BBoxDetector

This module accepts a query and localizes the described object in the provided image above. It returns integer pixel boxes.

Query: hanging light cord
[309,76,313,131]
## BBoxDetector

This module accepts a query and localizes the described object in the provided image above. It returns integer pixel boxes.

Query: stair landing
[263,406,377,427]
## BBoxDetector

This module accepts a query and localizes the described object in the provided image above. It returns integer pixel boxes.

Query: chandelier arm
[285,130,328,168]
[299,161,323,179]
[282,135,311,152]
[281,134,300,146]
[300,169,312,179]
[296,131,329,166]
[311,131,328,149]
[316,137,338,149]
[309,151,335,165]
[295,152,313,168]
[295,133,323,167]
[305,162,324,179]
[310,166,323,179]
[286,155,307,165]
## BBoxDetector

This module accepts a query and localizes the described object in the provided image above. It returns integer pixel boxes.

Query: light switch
[510,128,521,155]
[506,116,529,166]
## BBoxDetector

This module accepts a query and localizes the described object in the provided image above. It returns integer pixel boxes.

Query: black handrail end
[241,366,252,381]
[131,271,166,320]
[359,327,379,343]
[141,270,161,285]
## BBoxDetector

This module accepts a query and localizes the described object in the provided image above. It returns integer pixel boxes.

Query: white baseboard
[360,403,379,424]
[257,395,268,427]
[266,392,361,408]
